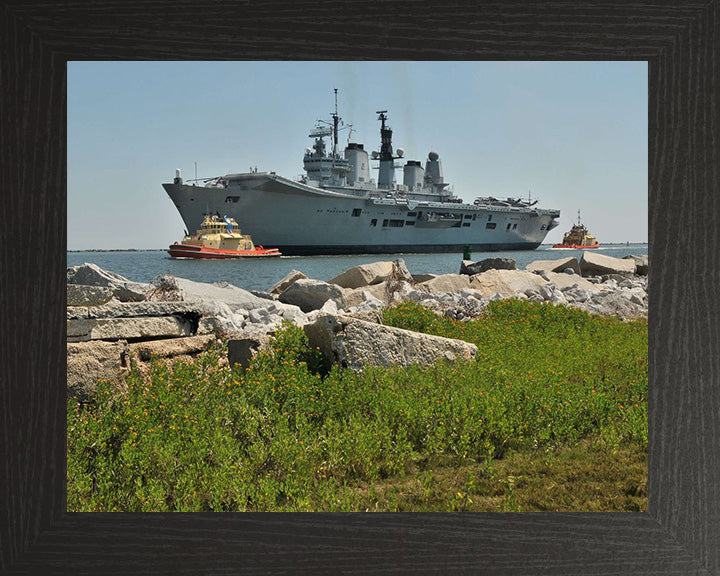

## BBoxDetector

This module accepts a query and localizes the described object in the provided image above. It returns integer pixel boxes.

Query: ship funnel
[345,143,370,185]
[403,161,424,189]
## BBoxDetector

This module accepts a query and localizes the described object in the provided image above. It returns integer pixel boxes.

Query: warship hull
[163,173,560,256]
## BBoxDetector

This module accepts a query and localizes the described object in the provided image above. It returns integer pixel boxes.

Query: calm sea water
[67,245,648,293]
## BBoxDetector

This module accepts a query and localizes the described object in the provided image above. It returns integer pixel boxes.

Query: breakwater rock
[304,314,477,372]
[66,252,647,396]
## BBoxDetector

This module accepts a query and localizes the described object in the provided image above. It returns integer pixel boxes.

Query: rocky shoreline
[67,251,648,399]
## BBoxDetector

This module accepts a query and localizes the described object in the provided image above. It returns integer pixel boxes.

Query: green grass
[67,299,647,512]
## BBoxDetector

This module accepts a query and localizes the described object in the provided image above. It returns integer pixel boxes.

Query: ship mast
[332,88,339,157]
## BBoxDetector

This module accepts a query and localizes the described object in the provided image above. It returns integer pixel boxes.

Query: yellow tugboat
[168,214,281,259]
[552,210,599,249]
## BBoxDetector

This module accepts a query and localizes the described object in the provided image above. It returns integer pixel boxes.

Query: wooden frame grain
[2,1,718,574]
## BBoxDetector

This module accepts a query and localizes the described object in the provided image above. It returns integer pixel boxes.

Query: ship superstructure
[163,90,561,255]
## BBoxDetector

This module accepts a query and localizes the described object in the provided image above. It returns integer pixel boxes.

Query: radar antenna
[314,89,351,157]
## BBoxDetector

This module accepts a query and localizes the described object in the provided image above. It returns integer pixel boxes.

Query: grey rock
[319,298,339,315]
[563,284,592,303]
[421,274,471,294]
[303,314,477,372]
[356,292,385,311]
[393,259,414,283]
[550,288,567,305]
[128,334,216,362]
[580,252,636,276]
[227,335,273,370]
[461,257,516,276]
[197,316,226,335]
[603,273,631,283]
[67,300,203,320]
[524,289,544,302]
[469,269,546,298]
[405,288,432,302]
[250,290,278,301]
[623,254,649,275]
[563,268,576,275]
[412,273,437,283]
[279,304,308,326]
[544,272,603,294]
[278,279,347,312]
[174,277,270,311]
[328,261,395,289]
[67,340,129,399]
[67,285,114,307]
[67,263,149,302]
[268,270,308,295]
[67,316,194,342]
[525,256,581,275]
[539,283,556,301]
[248,307,271,323]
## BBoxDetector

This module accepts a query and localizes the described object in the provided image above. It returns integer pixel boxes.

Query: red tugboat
[552,210,600,249]
[168,214,281,259]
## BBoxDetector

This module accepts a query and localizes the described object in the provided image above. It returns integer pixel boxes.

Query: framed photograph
[2,1,718,574]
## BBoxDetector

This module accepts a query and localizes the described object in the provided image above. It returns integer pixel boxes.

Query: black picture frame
[2,1,718,574]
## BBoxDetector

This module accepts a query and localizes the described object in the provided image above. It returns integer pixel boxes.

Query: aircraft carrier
[163,91,561,255]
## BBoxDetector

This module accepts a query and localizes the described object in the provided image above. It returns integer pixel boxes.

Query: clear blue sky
[68,61,647,250]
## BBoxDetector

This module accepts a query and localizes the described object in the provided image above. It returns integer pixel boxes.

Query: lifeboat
[168,215,281,259]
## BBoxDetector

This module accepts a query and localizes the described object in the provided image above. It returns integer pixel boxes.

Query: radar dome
[371,150,379,159]
[428,151,439,161]
[396,148,404,158]
[305,147,312,155]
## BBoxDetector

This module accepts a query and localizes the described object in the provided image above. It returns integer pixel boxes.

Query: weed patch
[68,301,647,512]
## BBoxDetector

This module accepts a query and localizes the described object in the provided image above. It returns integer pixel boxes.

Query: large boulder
[328,261,395,289]
[67,340,128,399]
[468,269,546,298]
[623,254,649,275]
[268,269,308,295]
[67,263,149,302]
[127,334,216,362]
[580,252,636,276]
[67,335,219,399]
[67,285,114,307]
[67,316,194,343]
[526,256,581,275]
[174,277,271,311]
[303,314,477,372]
[278,279,347,313]
[66,300,204,320]
[420,274,471,294]
[460,258,516,276]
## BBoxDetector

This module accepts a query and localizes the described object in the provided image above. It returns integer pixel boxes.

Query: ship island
[163,91,561,256]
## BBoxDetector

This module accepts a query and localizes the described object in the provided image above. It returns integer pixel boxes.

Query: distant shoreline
[67,243,649,253]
